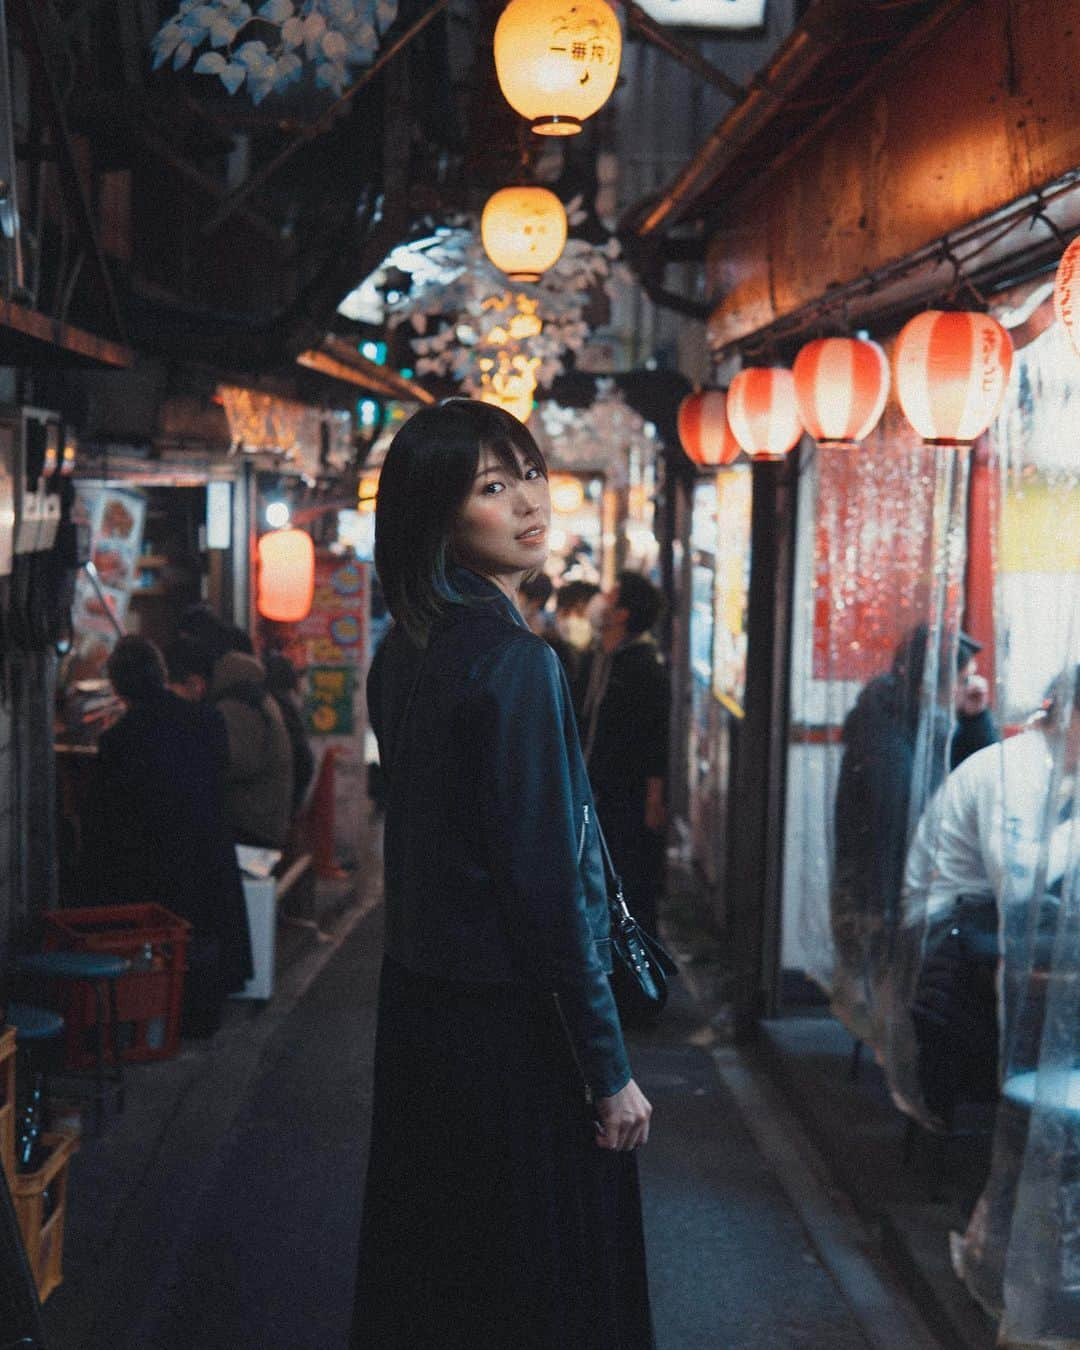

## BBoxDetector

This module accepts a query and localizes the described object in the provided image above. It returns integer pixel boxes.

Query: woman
[351,400,653,1349]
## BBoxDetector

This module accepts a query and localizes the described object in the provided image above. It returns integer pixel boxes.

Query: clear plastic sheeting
[945,317,1080,1343]
[783,401,969,1070]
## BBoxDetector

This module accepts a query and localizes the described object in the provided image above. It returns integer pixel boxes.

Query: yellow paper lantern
[494,0,622,137]
[257,528,315,623]
[481,187,568,282]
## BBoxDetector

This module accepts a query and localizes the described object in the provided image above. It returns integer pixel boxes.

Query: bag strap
[590,804,632,923]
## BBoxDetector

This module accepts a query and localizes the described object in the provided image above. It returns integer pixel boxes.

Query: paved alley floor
[41,871,941,1350]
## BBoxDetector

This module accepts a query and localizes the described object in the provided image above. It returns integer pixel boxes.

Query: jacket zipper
[552,993,593,1104]
[577,802,590,865]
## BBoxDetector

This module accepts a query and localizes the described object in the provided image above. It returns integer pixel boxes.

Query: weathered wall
[706,0,1080,348]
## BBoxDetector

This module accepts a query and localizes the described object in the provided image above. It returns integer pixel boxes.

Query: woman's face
[452,443,550,590]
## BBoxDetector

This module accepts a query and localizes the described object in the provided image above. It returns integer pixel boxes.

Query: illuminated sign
[632,0,766,29]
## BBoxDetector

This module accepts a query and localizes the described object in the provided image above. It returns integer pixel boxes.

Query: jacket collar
[446,566,529,631]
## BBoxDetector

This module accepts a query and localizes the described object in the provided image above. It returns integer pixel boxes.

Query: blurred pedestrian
[352,399,653,1350]
[210,644,293,850]
[579,572,671,938]
[518,572,579,684]
[264,650,315,817]
[830,624,999,1039]
[85,636,252,1037]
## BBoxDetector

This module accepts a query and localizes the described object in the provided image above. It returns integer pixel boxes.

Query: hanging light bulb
[481,187,568,282]
[1054,235,1080,358]
[676,389,741,467]
[477,351,540,424]
[494,0,622,137]
[893,310,1013,444]
[726,367,804,461]
[792,337,890,446]
[257,528,315,622]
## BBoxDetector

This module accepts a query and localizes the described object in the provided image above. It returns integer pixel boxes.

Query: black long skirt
[350,957,654,1350]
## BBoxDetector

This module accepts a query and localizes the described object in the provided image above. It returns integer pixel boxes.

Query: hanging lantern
[677,389,741,467]
[792,337,890,446]
[257,528,315,623]
[1053,236,1080,358]
[493,0,622,137]
[893,310,1013,444]
[481,187,568,282]
[549,472,585,513]
[726,367,803,461]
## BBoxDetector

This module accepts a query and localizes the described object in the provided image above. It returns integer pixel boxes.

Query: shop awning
[296,339,435,404]
[0,298,133,369]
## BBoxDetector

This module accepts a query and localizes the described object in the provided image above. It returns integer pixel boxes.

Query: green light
[359,341,387,365]
[399,367,414,379]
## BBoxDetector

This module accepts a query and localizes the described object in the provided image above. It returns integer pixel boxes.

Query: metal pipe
[637,0,867,238]
[622,2,745,103]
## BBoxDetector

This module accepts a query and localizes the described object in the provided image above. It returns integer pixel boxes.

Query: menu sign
[294,555,369,736]
[71,483,146,643]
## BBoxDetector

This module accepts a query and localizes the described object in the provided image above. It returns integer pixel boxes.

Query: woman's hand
[594,1079,652,1151]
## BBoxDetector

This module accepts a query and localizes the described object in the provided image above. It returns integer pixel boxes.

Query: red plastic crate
[42,904,191,1066]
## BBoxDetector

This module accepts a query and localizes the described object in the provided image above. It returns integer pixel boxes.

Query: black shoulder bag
[592,808,678,1024]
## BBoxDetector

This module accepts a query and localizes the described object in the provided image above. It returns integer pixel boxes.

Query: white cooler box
[232,846,281,1001]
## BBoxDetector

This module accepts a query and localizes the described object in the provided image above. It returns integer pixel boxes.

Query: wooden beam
[10,0,127,343]
[0,296,132,366]
[200,0,451,238]
[297,344,435,403]
[623,2,744,103]
[127,121,284,247]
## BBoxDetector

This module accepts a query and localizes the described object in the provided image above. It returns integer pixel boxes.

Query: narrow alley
[37,837,943,1350]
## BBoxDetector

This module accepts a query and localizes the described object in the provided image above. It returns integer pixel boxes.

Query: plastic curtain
[948,317,1080,1342]
[784,398,968,1070]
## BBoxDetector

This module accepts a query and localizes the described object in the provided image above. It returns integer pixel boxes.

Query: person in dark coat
[579,572,671,938]
[263,650,315,816]
[830,624,999,1037]
[85,636,252,1037]
[351,399,653,1350]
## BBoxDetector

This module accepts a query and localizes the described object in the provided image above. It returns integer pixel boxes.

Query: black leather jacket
[367,568,631,1098]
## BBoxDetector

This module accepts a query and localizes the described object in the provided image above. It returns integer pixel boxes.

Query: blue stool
[16,952,130,1135]
[5,1004,64,1045]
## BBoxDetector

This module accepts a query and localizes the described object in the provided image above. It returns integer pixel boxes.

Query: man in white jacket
[904,666,1080,929]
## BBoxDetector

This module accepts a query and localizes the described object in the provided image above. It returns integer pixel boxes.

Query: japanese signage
[294,554,369,736]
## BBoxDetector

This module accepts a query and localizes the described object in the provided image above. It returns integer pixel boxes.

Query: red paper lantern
[257,528,315,623]
[792,337,889,445]
[893,310,1013,444]
[1053,236,1080,358]
[677,390,741,467]
[726,367,803,461]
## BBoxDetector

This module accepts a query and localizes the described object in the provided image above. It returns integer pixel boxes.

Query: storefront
[689,2,1080,1340]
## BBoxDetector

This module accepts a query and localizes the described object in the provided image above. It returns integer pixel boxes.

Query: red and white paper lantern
[677,389,741,467]
[1053,236,1080,359]
[726,367,803,461]
[893,310,1013,444]
[792,337,889,445]
[257,528,315,623]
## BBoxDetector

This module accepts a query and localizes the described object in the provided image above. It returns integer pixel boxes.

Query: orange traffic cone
[308,746,347,880]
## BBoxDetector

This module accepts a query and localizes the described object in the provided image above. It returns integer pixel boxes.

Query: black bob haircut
[374,399,548,645]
